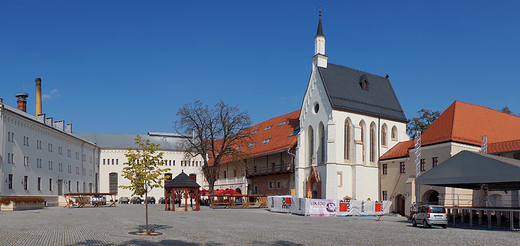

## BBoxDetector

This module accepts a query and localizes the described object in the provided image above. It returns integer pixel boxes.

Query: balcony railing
[246,163,294,178]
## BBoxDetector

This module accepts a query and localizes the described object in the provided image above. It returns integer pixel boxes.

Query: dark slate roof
[165,171,200,188]
[74,132,186,150]
[317,63,407,122]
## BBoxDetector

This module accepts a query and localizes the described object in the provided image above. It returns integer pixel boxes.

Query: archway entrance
[422,190,439,205]
[395,194,405,215]
[305,166,321,199]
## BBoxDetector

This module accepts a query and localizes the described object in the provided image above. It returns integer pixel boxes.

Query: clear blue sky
[1,1,519,134]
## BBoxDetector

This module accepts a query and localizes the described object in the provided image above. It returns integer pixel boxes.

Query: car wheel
[423,220,429,228]
[442,225,447,229]
[412,219,417,227]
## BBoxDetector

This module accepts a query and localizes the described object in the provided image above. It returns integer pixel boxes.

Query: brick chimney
[35,78,42,115]
[16,92,29,112]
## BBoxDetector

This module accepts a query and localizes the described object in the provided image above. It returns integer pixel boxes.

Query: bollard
[478,210,482,225]
[470,209,473,227]
[498,211,501,226]
[488,210,491,230]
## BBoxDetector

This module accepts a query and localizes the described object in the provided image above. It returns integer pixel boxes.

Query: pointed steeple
[315,10,324,38]
[313,7,328,68]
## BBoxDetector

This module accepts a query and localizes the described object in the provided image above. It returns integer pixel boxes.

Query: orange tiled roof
[242,110,300,157]
[210,110,300,164]
[489,139,520,154]
[381,101,520,160]
[380,140,413,160]
[422,101,520,146]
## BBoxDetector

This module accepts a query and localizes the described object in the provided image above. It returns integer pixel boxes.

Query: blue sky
[1,1,519,134]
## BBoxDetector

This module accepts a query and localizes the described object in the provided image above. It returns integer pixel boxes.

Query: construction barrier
[267,196,391,217]
[337,200,392,216]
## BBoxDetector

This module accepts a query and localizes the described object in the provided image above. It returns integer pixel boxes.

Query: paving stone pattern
[0,204,518,245]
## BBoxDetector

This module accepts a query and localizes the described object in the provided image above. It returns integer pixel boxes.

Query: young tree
[120,135,170,234]
[406,109,440,138]
[174,100,252,196]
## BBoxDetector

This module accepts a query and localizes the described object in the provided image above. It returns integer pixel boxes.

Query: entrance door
[395,195,405,215]
[57,180,63,196]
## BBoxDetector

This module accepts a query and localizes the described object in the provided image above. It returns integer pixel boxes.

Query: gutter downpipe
[0,103,4,194]
[81,142,85,192]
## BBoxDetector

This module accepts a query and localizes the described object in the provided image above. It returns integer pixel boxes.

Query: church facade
[295,15,409,201]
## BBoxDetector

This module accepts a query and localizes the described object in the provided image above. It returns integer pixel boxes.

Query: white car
[412,205,448,229]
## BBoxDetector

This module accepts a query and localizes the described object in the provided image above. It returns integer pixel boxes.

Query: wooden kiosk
[164,171,200,211]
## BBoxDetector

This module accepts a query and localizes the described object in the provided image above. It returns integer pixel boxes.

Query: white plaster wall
[1,108,97,204]
[98,149,204,200]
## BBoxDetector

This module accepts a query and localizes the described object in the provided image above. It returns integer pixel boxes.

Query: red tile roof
[489,139,520,154]
[243,110,300,157]
[381,101,520,160]
[380,140,413,160]
[211,110,300,164]
[421,101,520,146]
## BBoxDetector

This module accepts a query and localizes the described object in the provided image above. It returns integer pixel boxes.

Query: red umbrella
[222,189,240,196]
[213,189,224,195]
[200,189,209,196]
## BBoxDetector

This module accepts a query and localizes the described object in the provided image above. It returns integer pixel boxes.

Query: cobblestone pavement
[1,204,519,245]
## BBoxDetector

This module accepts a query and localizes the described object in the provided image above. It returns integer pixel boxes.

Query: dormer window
[236,146,243,150]
[248,142,257,148]
[264,125,273,131]
[360,74,369,91]
[262,138,272,144]
[251,130,258,135]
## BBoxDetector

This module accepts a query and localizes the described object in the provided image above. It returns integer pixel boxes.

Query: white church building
[295,14,409,201]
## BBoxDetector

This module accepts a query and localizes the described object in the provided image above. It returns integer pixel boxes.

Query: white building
[0,89,98,206]
[75,132,204,200]
[295,15,409,200]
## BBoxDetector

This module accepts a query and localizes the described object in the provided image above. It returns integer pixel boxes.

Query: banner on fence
[336,200,392,216]
[268,197,391,217]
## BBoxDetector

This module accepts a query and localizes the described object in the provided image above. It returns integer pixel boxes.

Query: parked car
[147,196,156,204]
[159,197,165,204]
[92,195,106,205]
[412,205,448,229]
[130,197,142,204]
[119,197,129,204]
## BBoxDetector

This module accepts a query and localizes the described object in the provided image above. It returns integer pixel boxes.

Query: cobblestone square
[0,204,518,245]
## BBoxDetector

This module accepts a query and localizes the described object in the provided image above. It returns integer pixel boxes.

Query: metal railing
[246,163,294,177]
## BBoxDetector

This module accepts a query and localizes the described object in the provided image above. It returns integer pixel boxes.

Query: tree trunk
[203,165,219,206]
[145,181,149,233]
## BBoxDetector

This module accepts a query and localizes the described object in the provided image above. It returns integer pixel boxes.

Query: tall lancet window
[319,123,325,164]
[381,124,387,147]
[308,126,314,166]
[360,122,365,162]
[370,123,376,162]
[344,120,351,160]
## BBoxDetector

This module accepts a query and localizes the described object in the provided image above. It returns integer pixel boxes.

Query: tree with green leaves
[406,109,441,138]
[120,135,170,234]
[174,100,252,197]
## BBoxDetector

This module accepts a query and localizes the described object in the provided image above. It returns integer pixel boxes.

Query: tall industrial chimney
[16,92,29,112]
[35,78,42,115]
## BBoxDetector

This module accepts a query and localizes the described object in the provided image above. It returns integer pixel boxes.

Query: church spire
[315,8,324,38]
[313,7,328,68]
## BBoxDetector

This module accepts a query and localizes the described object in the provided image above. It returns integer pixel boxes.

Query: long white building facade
[0,92,98,206]
[75,132,204,200]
